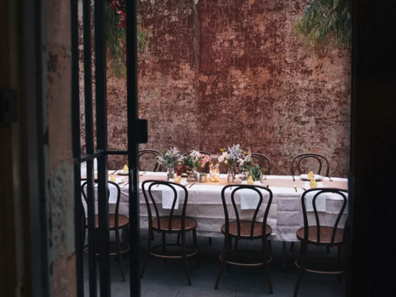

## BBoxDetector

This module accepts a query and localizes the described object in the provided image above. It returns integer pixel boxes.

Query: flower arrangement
[238,152,264,181]
[156,147,183,169]
[219,146,265,182]
[184,150,211,170]
[218,144,244,168]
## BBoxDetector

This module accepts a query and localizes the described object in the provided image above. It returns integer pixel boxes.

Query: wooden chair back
[251,153,271,175]
[291,153,330,178]
[81,180,122,229]
[141,180,189,233]
[220,184,273,240]
[301,188,348,246]
[139,149,162,172]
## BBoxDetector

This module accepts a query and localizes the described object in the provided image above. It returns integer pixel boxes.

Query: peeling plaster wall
[47,0,76,296]
[104,0,351,177]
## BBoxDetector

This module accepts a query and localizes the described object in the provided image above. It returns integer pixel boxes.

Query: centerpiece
[218,144,244,183]
[238,151,264,182]
[156,147,184,180]
[183,150,211,182]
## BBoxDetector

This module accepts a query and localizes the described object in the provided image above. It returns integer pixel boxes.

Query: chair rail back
[142,180,189,233]
[301,188,348,246]
[251,153,271,175]
[221,184,273,240]
[81,180,122,228]
[139,149,163,172]
[291,153,330,178]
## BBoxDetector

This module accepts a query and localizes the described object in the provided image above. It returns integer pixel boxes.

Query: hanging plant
[106,0,147,77]
[295,0,351,49]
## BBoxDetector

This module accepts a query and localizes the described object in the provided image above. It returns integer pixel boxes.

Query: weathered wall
[105,0,351,177]
[47,0,76,296]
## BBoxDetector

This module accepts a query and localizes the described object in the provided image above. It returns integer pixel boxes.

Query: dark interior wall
[348,0,396,296]
[94,0,351,176]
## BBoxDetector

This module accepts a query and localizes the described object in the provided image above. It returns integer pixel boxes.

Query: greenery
[295,0,351,49]
[106,0,147,77]
[248,164,264,182]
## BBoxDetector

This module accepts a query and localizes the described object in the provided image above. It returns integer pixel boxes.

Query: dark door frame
[5,0,396,296]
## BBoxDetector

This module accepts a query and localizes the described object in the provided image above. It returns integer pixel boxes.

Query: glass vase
[227,167,235,183]
[187,167,198,182]
[167,166,174,180]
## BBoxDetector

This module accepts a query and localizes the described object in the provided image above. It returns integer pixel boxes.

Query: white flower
[222,152,228,157]
[218,155,224,163]
[224,160,228,164]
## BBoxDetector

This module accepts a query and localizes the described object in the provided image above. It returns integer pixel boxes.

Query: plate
[117,170,129,176]
[181,173,188,177]
[300,174,323,181]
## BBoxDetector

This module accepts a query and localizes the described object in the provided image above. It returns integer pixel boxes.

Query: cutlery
[293,185,298,192]
[301,187,306,191]
[111,169,117,175]
[292,176,295,182]
[188,183,195,189]
[328,177,333,182]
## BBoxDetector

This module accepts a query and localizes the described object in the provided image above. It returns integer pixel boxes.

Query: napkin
[304,187,327,212]
[161,186,180,210]
[239,189,263,210]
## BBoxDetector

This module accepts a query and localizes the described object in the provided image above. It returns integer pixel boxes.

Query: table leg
[282,241,287,272]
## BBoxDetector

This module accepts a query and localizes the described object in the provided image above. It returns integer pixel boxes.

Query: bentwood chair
[139,149,162,172]
[293,188,348,297]
[291,153,330,181]
[290,153,331,252]
[81,180,129,281]
[251,153,271,175]
[215,185,274,294]
[141,180,200,286]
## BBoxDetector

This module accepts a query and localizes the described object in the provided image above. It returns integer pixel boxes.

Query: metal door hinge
[137,118,148,144]
[0,89,17,124]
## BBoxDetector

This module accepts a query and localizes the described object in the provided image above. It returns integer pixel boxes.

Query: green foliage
[106,2,126,77]
[249,164,264,182]
[295,0,351,49]
[105,1,147,77]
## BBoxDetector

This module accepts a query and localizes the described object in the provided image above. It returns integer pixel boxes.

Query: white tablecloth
[107,173,348,242]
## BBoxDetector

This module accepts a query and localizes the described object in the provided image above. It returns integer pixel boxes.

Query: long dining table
[105,171,348,242]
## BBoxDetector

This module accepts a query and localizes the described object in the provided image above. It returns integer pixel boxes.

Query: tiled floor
[83,230,345,296]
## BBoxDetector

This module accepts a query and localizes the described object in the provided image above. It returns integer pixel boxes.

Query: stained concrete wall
[47,0,76,296]
[103,0,351,177]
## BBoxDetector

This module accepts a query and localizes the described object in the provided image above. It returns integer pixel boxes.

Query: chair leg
[268,240,272,253]
[115,228,126,282]
[182,231,192,286]
[290,242,294,252]
[162,232,167,264]
[176,232,180,245]
[263,237,273,294]
[215,235,228,289]
[141,228,152,278]
[326,246,330,254]
[338,245,342,282]
[151,228,155,241]
[294,242,307,297]
[227,237,232,272]
[192,229,200,268]
[208,237,212,246]
[234,238,239,250]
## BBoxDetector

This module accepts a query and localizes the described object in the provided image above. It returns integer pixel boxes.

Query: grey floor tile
[177,286,236,297]
[141,280,181,297]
